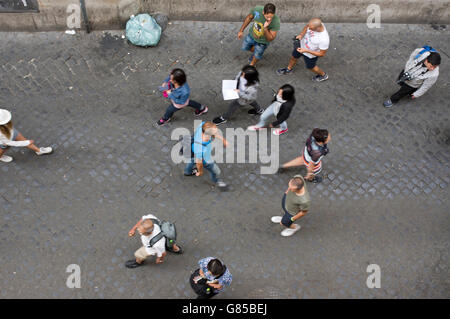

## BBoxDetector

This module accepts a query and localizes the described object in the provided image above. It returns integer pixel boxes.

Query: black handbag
[189,266,227,297]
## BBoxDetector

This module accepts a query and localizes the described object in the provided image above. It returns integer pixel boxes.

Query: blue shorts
[0,129,19,149]
[242,34,268,60]
[292,49,318,69]
[281,211,294,227]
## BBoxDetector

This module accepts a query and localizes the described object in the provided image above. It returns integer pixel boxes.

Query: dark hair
[241,65,259,87]
[207,259,225,277]
[171,68,187,86]
[312,128,329,143]
[263,3,276,14]
[427,52,441,66]
[280,84,295,101]
[291,177,304,191]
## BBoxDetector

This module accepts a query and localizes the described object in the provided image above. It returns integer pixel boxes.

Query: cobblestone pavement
[0,22,449,299]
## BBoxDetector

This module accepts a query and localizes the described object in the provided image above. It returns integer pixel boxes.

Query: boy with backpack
[383,46,441,108]
[125,213,182,268]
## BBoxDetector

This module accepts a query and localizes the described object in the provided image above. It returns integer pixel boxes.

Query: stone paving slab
[0,22,449,298]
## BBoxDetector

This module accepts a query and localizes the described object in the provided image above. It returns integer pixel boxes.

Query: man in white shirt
[125,214,182,268]
[277,18,330,82]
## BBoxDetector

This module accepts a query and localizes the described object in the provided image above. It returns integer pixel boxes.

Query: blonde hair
[202,121,217,136]
[0,121,12,139]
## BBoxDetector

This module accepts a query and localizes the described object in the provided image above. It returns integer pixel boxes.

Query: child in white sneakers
[0,109,52,163]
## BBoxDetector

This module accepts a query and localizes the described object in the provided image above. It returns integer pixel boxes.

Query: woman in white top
[0,109,52,163]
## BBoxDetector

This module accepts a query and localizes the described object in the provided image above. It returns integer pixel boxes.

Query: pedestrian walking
[279,128,331,183]
[383,46,441,108]
[190,257,232,299]
[0,109,52,163]
[125,213,182,268]
[213,65,263,125]
[157,68,208,125]
[271,175,310,237]
[277,18,330,82]
[247,84,295,136]
[238,3,280,66]
[184,121,228,189]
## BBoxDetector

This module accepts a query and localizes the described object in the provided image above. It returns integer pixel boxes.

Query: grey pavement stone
[0,22,449,298]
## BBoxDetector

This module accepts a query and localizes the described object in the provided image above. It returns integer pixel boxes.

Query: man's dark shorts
[281,211,294,227]
[292,49,318,69]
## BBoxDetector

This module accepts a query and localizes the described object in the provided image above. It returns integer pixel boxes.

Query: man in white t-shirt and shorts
[277,18,330,82]
[125,213,182,268]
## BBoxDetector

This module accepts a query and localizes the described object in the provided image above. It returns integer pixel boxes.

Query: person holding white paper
[213,65,262,125]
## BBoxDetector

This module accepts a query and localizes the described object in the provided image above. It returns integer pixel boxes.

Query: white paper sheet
[222,80,239,100]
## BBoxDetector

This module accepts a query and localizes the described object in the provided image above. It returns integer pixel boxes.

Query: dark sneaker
[277,166,287,174]
[184,167,198,176]
[157,118,170,126]
[383,99,393,108]
[248,108,264,115]
[195,106,208,116]
[277,68,293,75]
[310,176,323,183]
[212,116,227,125]
[125,260,142,268]
[313,73,329,82]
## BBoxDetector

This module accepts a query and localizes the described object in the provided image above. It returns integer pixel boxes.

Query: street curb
[0,0,448,32]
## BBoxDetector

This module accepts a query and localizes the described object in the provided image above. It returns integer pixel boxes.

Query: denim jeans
[162,100,203,120]
[256,103,287,130]
[241,34,268,60]
[184,159,221,183]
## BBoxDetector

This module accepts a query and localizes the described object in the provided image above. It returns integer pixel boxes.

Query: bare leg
[250,46,255,53]
[250,56,258,66]
[287,56,298,70]
[0,148,5,157]
[282,156,305,168]
[309,65,325,76]
[250,56,259,66]
[16,132,40,153]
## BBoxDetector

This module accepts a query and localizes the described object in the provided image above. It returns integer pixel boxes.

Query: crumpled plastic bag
[126,14,162,47]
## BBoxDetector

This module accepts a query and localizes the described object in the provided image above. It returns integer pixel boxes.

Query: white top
[301,24,330,59]
[0,129,31,147]
[140,214,166,257]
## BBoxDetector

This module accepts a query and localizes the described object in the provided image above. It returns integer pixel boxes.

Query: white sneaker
[35,147,53,156]
[0,155,13,163]
[271,216,282,223]
[281,224,301,237]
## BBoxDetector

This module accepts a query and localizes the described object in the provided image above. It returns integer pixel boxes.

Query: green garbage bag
[126,14,162,47]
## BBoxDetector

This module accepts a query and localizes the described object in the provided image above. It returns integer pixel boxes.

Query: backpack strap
[148,230,165,248]
[147,218,164,248]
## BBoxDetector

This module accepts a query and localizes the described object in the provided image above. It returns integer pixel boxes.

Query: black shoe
[248,108,264,115]
[277,167,287,174]
[213,116,227,125]
[125,260,142,268]
[311,176,323,183]
[184,167,198,176]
